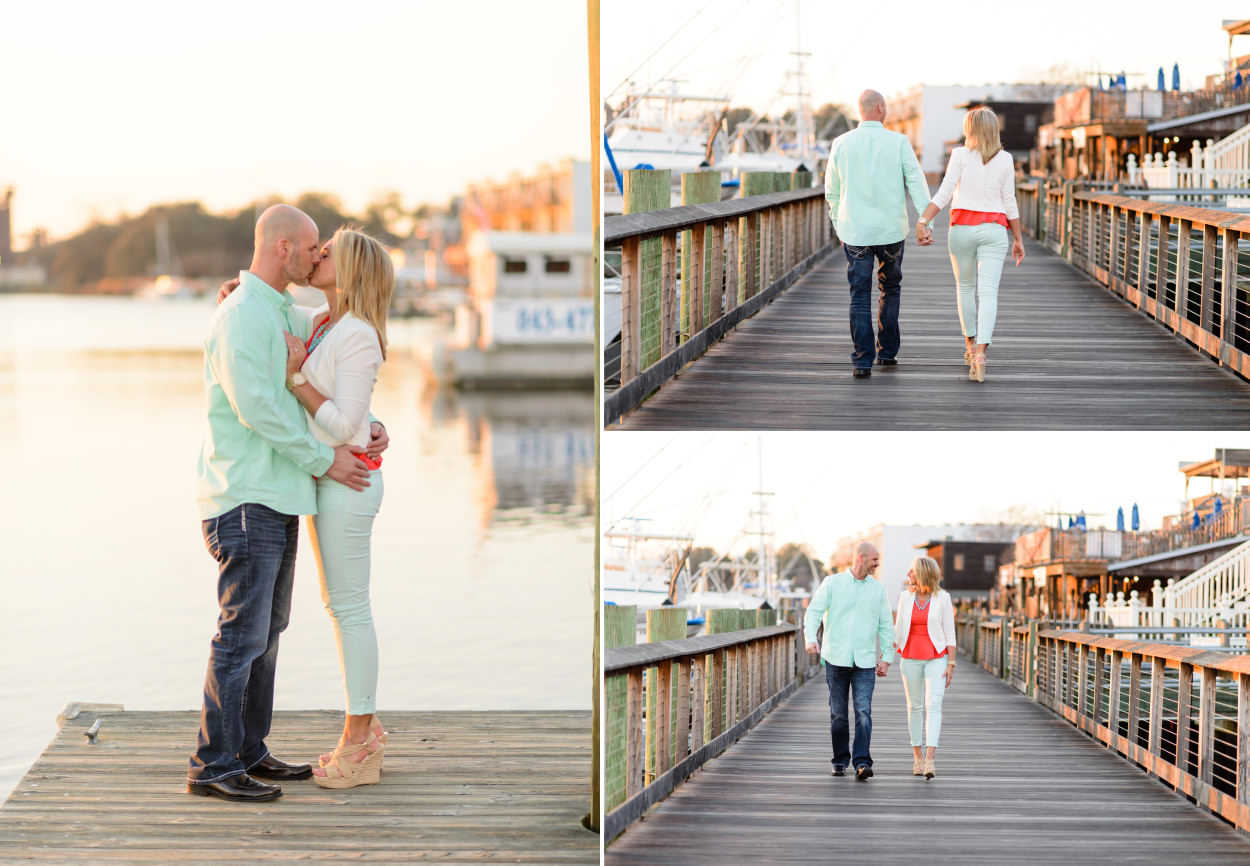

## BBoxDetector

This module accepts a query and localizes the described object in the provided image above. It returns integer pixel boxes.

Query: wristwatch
[917,218,930,228]
[286,371,307,390]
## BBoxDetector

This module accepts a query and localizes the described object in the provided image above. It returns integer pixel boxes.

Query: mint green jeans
[948,223,1009,345]
[308,470,384,715]
[900,656,948,747]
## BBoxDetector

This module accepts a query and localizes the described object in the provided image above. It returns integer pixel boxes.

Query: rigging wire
[606,0,717,101]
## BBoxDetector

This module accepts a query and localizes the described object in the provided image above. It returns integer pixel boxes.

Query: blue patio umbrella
[1236,70,1244,90]
[1192,511,1201,530]
[1117,73,1127,90]
[1067,516,1075,529]
[1157,67,1165,91]
[1116,507,1125,531]
[1131,503,1140,530]
[1172,63,1180,91]
[1076,513,1087,530]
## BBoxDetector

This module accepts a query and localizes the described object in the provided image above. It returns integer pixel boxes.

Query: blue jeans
[188,503,299,783]
[825,663,877,769]
[843,240,905,368]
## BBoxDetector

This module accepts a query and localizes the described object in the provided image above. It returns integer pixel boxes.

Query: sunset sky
[602,432,1250,557]
[605,1,1242,128]
[1,0,590,242]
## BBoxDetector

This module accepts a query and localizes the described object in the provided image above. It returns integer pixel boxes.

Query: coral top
[950,208,1008,228]
[901,598,946,661]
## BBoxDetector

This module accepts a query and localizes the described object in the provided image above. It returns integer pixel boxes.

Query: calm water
[0,294,595,800]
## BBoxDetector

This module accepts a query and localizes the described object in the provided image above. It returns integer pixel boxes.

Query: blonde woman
[915,107,1025,382]
[893,557,956,779]
[283,227,394,788]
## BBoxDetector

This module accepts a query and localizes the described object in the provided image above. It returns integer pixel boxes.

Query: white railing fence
[1161,538,1250,613]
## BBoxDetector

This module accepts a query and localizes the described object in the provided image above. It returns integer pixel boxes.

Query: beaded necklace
[914,593,931,611]
[306,318,331,354]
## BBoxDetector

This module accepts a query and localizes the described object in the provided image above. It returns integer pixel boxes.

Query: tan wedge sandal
[319,716,388,768]
[313,732,384,789]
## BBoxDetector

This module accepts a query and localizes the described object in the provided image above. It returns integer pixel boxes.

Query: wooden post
[1148,657,1165,760]
[1109,205,1122,286]
[625,669,643,799]
[1200,224,1218,335]
[708,221,724,325]
[1027,621,1039,699]
[619,237,641,384]
[603,604,636,811]
[739,172,774,300]
[689,219,706,335]
[1221,229,1239,364]
[1176,661,1194,783]
[660,231,678,358]
[1092,646,1105,726]
[1155,215,1171,306]
[645,607,686,780]
[1175,218,1192,329]
[1237,673,1250,827]
[653,660,673,778]
[1109,649,1124,747]
[624,168,670,371]
[690,655,706,752]
[1078,644,1090,717]
[1198,666,1216,788]
[1137,212,1153,310]
[674,658,691,765]
[680,171,721,337]
[1127,653,1142,749]
[723,219,738,316]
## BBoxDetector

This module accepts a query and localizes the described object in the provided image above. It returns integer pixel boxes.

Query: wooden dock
[611,223,1250,430]
[605,661,1250,863]
[0,708,596,864]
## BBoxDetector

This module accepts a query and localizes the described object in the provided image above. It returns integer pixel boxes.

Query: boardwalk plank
[606,662,1250,864]
[613,223,1250,430]
[0,709,596,864]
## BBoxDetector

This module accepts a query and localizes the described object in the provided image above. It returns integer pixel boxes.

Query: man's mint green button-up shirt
[803,570,896,668]
[196,271,334,520]
[823,121,931,246]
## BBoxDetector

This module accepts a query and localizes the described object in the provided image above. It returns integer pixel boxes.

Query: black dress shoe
[856,765,874,781]
[248,755,313,781]
[876,358,898,367]
[831,764,846,776]
[188,773,282,802]
[852,368,871,379]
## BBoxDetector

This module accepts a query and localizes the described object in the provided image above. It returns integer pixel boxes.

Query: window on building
[984,555,996,573]
[953,554,965,571]
[503,257,527,274]
[544,257,571,274]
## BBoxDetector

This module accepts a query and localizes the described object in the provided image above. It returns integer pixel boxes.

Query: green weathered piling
[624,169,671,369]
[681,171,721,339]
[645,607,687,782]
[603,604,637,812]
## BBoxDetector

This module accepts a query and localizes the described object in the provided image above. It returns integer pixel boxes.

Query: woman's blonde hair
[963,107,1002,165]
[332,226,394,360]
[911,556,942,594]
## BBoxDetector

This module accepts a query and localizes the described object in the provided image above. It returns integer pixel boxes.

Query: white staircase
[1159,537,1250,622]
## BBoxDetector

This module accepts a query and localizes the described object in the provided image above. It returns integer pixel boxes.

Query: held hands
[875,660,889,678]
[217,277,240,304]
[915,223,934,246]
[1012,238,1025,266]
[283,332,307,379]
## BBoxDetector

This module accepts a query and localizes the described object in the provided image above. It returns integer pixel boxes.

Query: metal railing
[603,621,819,840]
[604,186,834,425]
[959,612,1250,832]
[1014,179,1250,379]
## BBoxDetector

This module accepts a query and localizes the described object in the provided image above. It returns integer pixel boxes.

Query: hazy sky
[602,432,1250,557]
[1,0,590,242]
[604,0,1243,121]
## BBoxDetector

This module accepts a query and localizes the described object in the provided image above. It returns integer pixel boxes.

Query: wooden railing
[603,621,819,840]
[959,613,1250,832]
[603,185,835,425]
[1014,179,1250,379]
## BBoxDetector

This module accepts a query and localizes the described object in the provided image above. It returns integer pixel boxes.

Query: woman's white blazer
[893,589,957,656]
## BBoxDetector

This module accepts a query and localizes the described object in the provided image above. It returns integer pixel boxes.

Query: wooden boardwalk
[606,662,1250,864]
[0,708,596,864]
[612,224,1250,430]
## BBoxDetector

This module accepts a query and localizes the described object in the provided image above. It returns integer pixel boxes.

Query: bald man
[824,90,932,378]
[188,205,378,802]
[804,542,896,780]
